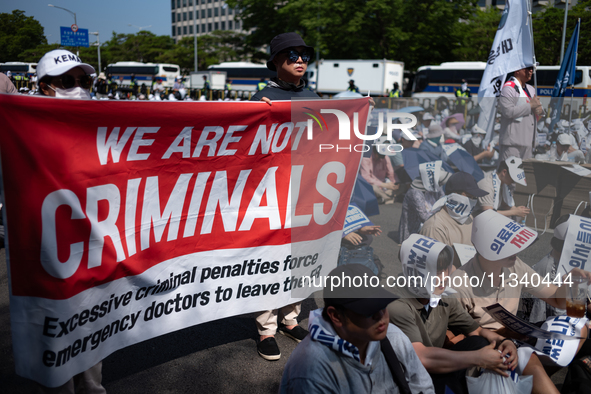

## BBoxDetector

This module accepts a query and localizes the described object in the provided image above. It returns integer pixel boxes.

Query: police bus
[207,62,276,92]
[105,62,181,88]
[0,62,38,78]
[412,61,591,99]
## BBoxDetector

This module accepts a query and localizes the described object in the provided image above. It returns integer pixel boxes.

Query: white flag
[477,0,534,146]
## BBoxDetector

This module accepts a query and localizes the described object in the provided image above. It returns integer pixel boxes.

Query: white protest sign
[558,215,591,274]
[453,243,477,266]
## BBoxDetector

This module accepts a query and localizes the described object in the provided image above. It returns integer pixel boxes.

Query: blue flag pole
[549,19,580,133]
[568,19,581,126]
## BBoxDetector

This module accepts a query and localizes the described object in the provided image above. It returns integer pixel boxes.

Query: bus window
[462,69,484,84]
[429,70,456,84]
[163,66,179,73]
[575,70,583,85]
[414,71,428,92]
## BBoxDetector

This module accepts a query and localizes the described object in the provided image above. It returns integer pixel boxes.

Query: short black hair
[437,247,453,273]
[38,75,54,96]
[321,303,348,323]
[551,214,571,252]
[497,160,509,173]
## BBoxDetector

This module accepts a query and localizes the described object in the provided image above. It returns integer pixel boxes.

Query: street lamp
[90,31,101,73]
[128,24,152,31]
[48,4,78,55]
[48,4,77,25]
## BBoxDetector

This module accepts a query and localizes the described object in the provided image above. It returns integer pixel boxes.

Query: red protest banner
[0,94,369,386]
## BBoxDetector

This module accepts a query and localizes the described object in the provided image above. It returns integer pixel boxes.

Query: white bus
[0,62,38,77]
[105,62,181,88]
[207,62,276,92]
[412,61,591,100]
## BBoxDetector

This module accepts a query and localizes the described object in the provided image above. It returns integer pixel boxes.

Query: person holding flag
[476,0,538,158]
[498,66,543,160]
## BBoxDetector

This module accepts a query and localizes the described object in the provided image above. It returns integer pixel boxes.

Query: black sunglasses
[282,49,311,63]
[53,74,93,89]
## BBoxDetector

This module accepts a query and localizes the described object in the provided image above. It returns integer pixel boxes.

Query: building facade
[171,0,241,41]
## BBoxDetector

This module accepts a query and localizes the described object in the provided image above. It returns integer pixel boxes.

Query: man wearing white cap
[420,172,488,267]
[37,49,95,99]
[462,125,495,163]
[451,210,591,393]
[452,210,591,332]
[95,73,109,100]
[398,161,451,243]
[556,133,585,164]
[34,49,105,394]
[473,156,530,218]
[498,66,544,160]
[524,215,571,322]
[389,235,518,394]
[419,112,434,135]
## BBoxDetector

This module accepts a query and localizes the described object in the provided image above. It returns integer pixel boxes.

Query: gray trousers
[499,144,533,161]
[36,362,106,394]
[255,303,301,336]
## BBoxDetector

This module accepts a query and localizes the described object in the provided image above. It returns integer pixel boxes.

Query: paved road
[1,201,565,393]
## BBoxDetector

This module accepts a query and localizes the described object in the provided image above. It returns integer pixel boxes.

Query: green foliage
[0,10,47,63]
[10,24,261,74]
[102,31,176,64]
[228,0,591,71]
[7,1,591,77]
[157,31,266,73]
[228,0,479,71]
[452,7,502,62]
[533,0,590,66]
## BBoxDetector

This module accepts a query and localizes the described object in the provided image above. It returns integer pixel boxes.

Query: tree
[228,0,479,71]
[452,7,502,62]
[533,0,590,66]
[157,31,265,73]
[0,10,47,63]
[102,31,176,64]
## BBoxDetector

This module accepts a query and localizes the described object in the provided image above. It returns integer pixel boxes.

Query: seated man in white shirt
[556,133,585,164]
[473,156,530,218]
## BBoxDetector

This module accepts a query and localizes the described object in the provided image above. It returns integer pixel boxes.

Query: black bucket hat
[267,32,314,71]
[323,264,398,317]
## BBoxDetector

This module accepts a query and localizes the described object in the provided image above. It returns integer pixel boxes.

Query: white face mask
[471,135,483,146]
[49,86,91,100]
[444,193,477,224]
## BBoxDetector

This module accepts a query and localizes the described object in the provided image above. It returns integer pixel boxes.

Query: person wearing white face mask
[398,161,451,244]
[36,49,95,100]
[419,172,488,267]
[556,133,585,164]
[419,123,448,163]
[462,125,495,163]
[34,49,105,394]
[451,210,591,394]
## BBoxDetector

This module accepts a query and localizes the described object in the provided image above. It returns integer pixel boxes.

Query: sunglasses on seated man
[52,73,93,90]
[282,49,312,63]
